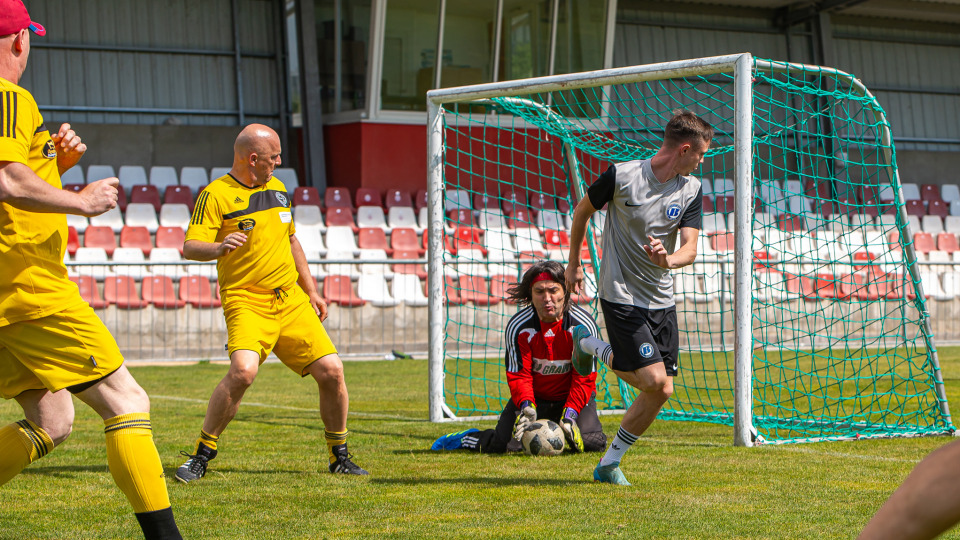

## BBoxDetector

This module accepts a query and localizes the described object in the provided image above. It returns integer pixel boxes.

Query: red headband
[531,272,556,285]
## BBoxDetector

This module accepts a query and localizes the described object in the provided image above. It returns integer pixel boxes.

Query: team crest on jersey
[639,343,655,358]
[275,192,288,207]
[666,203,682,220]
[42,140,56,159]
[238,218,256,231]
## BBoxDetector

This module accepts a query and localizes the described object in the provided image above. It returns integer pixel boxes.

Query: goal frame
[425,52,951,446]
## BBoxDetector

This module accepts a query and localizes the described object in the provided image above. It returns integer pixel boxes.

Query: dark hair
[663,110,714,148]
[506,260,567,309]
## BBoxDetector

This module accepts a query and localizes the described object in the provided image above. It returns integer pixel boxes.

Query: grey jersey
[587,159,702,309]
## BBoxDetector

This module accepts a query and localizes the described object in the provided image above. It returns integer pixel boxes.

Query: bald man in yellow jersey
[0,2,182,538]
[175,124,367,482]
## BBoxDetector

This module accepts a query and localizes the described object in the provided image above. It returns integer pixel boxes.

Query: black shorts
[600,299,679,376]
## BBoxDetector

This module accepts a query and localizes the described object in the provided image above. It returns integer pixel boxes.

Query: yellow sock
[195,429,219,453]
[0,420,53,485]
[104,413,171,514]
[325,429,348,464]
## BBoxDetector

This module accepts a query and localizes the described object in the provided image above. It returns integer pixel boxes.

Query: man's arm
[0,161,118,216]
[183,234,246,262]
[290,234,328,321]
[565,196,598,294]
[643,227,699,270]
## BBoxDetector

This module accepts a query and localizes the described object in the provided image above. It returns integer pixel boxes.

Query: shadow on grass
[369,476,586,486]
[20,465,109,477]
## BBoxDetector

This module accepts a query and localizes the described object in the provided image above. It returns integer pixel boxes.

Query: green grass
[2,349,960,539]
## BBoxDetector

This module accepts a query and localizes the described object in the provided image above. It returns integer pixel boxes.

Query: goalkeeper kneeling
[432,261,607,454]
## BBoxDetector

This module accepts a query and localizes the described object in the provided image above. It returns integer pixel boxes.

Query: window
[381,0,439,111]
[316,0,373,113]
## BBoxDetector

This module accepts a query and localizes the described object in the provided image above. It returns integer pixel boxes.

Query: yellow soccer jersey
[0,78,84,327]
[186,174,298,292]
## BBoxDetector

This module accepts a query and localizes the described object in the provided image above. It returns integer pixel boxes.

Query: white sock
[580,336,613,368]
[600,426,638,466]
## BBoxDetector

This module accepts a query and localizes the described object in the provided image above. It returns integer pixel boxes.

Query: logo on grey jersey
[639,343,654,358]
[275,192,289,207]
[666,203,682,220]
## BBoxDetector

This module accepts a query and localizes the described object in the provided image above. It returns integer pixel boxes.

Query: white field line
[151,395,424,421]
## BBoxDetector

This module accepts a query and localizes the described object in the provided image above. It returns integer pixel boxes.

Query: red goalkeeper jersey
[504,304,601,413]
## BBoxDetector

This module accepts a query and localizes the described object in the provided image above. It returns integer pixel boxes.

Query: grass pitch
[2,350,960,539]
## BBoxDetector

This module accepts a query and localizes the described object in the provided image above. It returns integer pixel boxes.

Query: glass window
[499,0,552,81]
[439,1,498,89]
[316,0,373,113]
[554,0,606,75]
[381,0,440,112]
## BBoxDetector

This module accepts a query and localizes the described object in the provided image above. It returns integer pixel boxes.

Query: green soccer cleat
[593,460,631,486]
[570,325,595,376]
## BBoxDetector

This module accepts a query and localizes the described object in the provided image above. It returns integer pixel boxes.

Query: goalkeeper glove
[560,407,584,453]
[513,401,537,441]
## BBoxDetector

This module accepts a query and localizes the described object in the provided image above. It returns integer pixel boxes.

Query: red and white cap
[0,0,45,37]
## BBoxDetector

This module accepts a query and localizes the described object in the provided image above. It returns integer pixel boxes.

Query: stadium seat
[535,209,565,232]
[458,276,498,305]
[148,247,184,277]
[272,167,298,188]
[711,232,735,252]
[477,208,508,231]
[484,229,516,262]
[125,202,160,233]
[86,164,115,184]
[296,224,327,255]
[356,206,388,230]
[325,250,360,279]
[70,275,109,309]
[159,203,191,229]
[89,206,125,233]
[901,183,921,201]
[390,228,422,255]
[921,183,943,202]
[473,193,500,211]
[951,200,960,217]
[446,208,476,232]
[928,199,950,219]
[914,231,936,254]
[700,178,715,197]
[701,195,714,213]
[506,207,534,230]
[444,189,472,211]
[921,215,944,235]
[325,208,356,232]
[715,178,735,196]
[209,167,230,182]
[84,225,117,256]
[927,250,952,274]
[325,226,358,254]
[385,189,413,209]
[294,205,325,231]
[357,227,391,253]
[391,249,427,280]
[514,227,545,259]
[920,271,949,300]
[500,189,526,217]
[528,192,557,215]
[156,226,185,254]
[387,206,419,232]
[357,274,398,307]
[71,247,113,280]
[942,272,960,299]
[118,166,148,196]
[148,166,179,194]
[776,215,805,232]
[904,199,926,217]
[674,268,701,302]
[415,189,428,212]
[489,273,516,303]
[941,184,960,204]
[322,275,365,306]
[453,227,485,256]
[355,188,382,208]
[453,249,488,278]
[63,183,84,193]
[293,186,322,207]
[179,166,208,195]
[163,185,194,210]
[141,275,186,308]
[67,226,79,256]
[325,187,354,212]
[112,247,150,279]
[119,226,152,256]
[937,232,959,254]
[358,249,393,278]
[391,274,428,307]
[60,166,84,186]
[714,195,735,214]
[103,275,147,309]
[702,213,727,235]
[179,275,221,308]
[543,230,570,259]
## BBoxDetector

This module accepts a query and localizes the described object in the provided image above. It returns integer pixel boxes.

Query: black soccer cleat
[329,444,369,475]
[175,451,210,484]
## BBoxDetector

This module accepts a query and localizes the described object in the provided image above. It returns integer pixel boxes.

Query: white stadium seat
[86,164,115,184]
[148,247,186,278]
[392,274,428,306]
[159,203,191,229]
[71,247,113,280]
[125,203,160,233]
[357,274,399,307]
[118,165,148,195]
[357,206,388,230]
[180,166,208,195]
[112,247,150,279]
[89,207,125,233]
[387,207,420,232]
[61,166,84,185]
[209,167,231,182]
[149,166,179,193]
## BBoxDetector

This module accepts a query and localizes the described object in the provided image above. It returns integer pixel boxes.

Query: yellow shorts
[0,302,125,400]
[222,284,338,376]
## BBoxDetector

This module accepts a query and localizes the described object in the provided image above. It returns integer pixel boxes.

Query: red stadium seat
[489,274,515,304]
[322,275,366,306]
[355,188,381,208]
[937,232,959,254]
[179,275,220,308]
[500,189,526,217]
[293,186,322,207]
[914,231,936,254]
[701,195,714,213]
[905,200,926,217]
[555,189,572,214]
[391,249,427,280]
[103,276,147,308]
[714,195,735,214]
[443,275,464,305]
[385,189,413,210]
[67,226,79,256]
[458,276,498,305]
[84,225,117,256]
[390,228,423,255]
[70,275,109,309]
[473,192,501,211]
[928,199,949,219]
[543,230,570,253]
[116,187,128,212]
[921,183,943,202]
[453,227,485,255]
[528,192,557,215]
[357,227,391,254]
[163,185,195,211]
[415,189,428,212]
[446,209,476,230]
[711,232,735,252]
[119,226,153,257]
[776,215,804,232]
[129,184,161,213]
[812,273,838,299]
[325,187,354,212]
[325,207,357,231]
[156,226,185,254]
[506,207,534,230]
[141,275,186,308]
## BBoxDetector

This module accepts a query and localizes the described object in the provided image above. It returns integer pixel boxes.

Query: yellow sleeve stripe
[0,91,18,138]
[191,191,209,225]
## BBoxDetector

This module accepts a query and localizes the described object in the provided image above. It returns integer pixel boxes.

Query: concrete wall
[68,123,240,172]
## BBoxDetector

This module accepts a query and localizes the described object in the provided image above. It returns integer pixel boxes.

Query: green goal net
[426,54,954,445]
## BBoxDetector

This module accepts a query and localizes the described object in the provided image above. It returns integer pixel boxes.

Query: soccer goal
[425,53,955,446]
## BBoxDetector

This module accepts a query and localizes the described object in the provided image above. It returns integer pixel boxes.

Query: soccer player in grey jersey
[565,110,713,485]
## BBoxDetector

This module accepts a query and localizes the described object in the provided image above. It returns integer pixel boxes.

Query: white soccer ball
[521,420,565,456]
